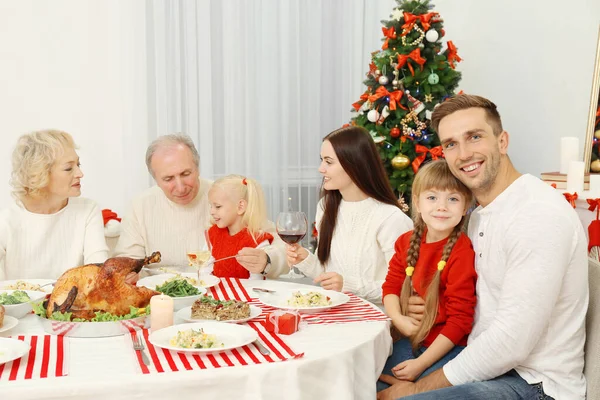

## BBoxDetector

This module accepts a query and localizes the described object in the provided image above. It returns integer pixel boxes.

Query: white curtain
[145,0,395,224]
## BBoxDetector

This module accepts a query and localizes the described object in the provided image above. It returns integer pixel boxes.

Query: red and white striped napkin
[131,278,303,374]
[0,335,68,381]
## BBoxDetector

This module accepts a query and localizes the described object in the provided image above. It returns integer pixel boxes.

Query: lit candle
[150,294,173,332]
[591,175,600,196]
[567,161,585,193]
[560,137,579,174]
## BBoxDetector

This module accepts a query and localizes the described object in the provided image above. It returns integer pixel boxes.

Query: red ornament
[390,127,401,138]
[441,29,445,37]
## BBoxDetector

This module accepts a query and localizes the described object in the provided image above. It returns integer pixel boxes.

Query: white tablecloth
[1,279,392,400]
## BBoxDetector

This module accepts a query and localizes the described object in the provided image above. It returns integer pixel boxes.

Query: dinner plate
[176,304,262,324]
[256,288,350,313]
[149,321,258,354]
[137,274,208,311]
[0,337,30,365]
[144,264,198,276]
[0,316,19,333]
[0,278,55,293]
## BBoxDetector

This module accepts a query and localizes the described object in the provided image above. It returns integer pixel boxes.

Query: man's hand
[377,375,416,400]
[407,295,425,322]
[286,243,309,266]
[392,359,426,382]
[314,272,343,291]
[237,247,269,274]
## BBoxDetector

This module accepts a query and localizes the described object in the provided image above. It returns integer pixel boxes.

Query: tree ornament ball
[367,109,380,123]
[390,127,401,138]
[595,129,600,140]
[591,159,600,173]
[378,75,389,85]
[392,79,399,86]
[428,73,440,85]
[391,154,411,170]
[425,29,439,42]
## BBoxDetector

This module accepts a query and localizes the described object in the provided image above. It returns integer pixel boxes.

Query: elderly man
[378,95,588,399]
[115,134,287,278]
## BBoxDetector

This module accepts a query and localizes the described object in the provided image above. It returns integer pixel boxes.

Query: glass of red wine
[276,211,308,278]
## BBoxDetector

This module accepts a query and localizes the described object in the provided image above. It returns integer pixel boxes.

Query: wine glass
[276,211,308,279]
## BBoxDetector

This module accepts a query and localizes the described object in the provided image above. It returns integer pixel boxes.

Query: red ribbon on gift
[101,209,121,226]
[352,91,370,111]
[397,48,426,76]
[382,26,397,50]
[446,41,462,69]
[563,192,578,208]
[412,145,444,173]
[401,12,437,35]
[368,87,408,111]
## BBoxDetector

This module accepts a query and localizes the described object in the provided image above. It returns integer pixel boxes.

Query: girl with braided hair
[378,159,477,390]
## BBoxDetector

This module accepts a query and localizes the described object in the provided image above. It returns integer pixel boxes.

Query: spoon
[252,287,276,294]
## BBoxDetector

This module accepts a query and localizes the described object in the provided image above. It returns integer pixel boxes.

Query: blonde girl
[206,174,273,279]
[378,159,477,389]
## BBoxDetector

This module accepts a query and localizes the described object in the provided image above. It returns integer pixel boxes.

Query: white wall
[0,0,599,214]
[0,0,149,213]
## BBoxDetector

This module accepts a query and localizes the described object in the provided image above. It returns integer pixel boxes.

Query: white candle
[567,161,585,193]
[150,294,173,332]
[560,137,579,174]
[591,175,600,196]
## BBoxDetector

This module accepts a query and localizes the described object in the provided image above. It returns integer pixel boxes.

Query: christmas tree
[350,0,462,209]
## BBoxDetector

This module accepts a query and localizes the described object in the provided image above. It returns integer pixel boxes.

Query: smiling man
[115,134,285,278]
[378,95,588,399]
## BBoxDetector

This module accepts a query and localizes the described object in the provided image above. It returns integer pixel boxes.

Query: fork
[133,334,150,366]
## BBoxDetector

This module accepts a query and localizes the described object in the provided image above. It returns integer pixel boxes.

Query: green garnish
[156,279,201,297]
[32,301,149,322]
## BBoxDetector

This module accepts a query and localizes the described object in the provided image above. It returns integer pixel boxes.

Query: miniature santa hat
[405,91,425,114]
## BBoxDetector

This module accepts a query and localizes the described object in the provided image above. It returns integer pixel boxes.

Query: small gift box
[264,310,301,335]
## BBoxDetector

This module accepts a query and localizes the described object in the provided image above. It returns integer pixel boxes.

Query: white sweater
[295,197,413,303]
[443,174,588,399]
[0,197,109,280]
[114,178,288,278]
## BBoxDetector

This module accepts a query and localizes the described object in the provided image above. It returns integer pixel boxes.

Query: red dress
[382,230,477,347]
[207,225,273,279]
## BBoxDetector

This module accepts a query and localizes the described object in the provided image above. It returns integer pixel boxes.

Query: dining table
[1,278,392,400]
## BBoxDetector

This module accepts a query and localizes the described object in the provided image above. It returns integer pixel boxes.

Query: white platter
[149,321,258,354]
[137,274,208,311]
[0,316,19,333]
[36,315,148,338]
[256,288,350,313]
[176,304,262,324]
[0,279,55,293]
[0,290,48,319]
[144,264,198,276]
[0,337,30,365]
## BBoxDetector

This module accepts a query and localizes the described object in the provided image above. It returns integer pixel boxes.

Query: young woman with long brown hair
[378,159,477,390]
[286,126,413,303]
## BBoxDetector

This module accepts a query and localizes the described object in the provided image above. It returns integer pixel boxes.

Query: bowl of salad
[137,273,207,311]
[0,290,47,319]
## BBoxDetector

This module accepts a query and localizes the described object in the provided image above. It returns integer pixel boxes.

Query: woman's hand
[391,359,426,382]
[286,243,309,266]
[314,272,343,291]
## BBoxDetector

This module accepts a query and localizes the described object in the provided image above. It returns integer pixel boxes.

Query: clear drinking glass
[276,211,308,279]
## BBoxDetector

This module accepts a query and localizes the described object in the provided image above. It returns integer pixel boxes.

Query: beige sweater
[114,178,287,278]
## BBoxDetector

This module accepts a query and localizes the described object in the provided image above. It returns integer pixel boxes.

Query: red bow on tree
[446,41,462,69]
[587,198,600,253]
[397,48,426,76]
[352,91,370,111]
[368,87,408,111]
[382,26,397,50]
[563,192,578,208]
[412,145,444,173]
[401,12,437,35]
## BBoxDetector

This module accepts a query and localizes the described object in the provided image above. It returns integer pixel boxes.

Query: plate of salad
[137,273,208,311]
[31,301,149,338]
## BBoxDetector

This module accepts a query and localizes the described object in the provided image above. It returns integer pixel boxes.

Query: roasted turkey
[46,252,161,320]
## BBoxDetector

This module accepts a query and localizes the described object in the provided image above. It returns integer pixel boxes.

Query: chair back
[585,257,600,398]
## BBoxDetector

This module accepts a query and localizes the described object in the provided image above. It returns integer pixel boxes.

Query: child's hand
[391,359,426,381]
[393,315,420,337]
[314,272,343,291]
[237,248,269,274]
[286,243,309,266]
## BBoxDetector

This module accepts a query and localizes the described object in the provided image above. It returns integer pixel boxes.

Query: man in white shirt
[378,95,588,399]
[115,134,287,279]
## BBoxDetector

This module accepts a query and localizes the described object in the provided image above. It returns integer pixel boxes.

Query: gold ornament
[595,129,600,140]
[391,154,411,170]
[424,93,434,102]
[591,159,600,173]
[401,111,427,137]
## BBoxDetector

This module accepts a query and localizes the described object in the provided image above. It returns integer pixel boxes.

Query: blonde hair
[400,159,473,350]
[210,174,268,242]
[10,130,76,200]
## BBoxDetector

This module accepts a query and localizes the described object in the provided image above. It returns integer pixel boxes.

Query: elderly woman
[0,130,108,280]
